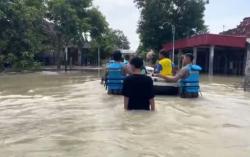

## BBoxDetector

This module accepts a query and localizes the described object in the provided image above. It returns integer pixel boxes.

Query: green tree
[47,0,93,69]
[0,0,130,71]
[47,0,115,69]
[89,28,130,60]
[88,7,109,40]
[0,0,46,70]
[134,0,208,51]
[110,29,130,50]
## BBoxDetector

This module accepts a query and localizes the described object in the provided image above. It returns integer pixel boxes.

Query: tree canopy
[0,0,46,70]
[0,0,130,71]
[111,29,130,50]
[90,28,130,59]
[134,0,208,51]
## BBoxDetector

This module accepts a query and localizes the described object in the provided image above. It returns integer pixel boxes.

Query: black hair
[124,54,130,60]
[159,50,170,58]
[112,50,122,61]
[184,53,194,62]
[130,57,144,69]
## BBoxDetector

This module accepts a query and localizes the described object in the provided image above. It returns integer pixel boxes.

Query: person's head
[130,57,144,72]
[124,54,130,61]
[112,50,122,62]
[182,53,194,65]
[159,50,170,60]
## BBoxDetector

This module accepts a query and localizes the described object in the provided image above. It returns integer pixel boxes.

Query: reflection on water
[0,72,250,157]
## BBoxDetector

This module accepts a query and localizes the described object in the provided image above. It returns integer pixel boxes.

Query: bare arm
[124,65,132,75]
[158,68,188,82]
[124,96,129,110]
[160,75,180,82]
[149,98,155,111]
[103,67,108,78]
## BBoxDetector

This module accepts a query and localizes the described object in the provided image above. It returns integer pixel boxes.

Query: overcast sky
[93,0,250,51]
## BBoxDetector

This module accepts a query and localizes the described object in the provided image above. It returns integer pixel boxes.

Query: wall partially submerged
[244,39,250,91]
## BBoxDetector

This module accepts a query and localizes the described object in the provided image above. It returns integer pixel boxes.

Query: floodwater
[0,71,250,157]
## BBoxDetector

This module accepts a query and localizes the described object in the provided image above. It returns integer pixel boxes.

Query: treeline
[0,0,130,71]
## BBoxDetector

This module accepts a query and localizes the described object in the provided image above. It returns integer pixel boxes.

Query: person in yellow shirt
[154,50,173,76]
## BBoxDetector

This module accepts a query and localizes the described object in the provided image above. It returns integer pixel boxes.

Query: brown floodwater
[0,71,250,157]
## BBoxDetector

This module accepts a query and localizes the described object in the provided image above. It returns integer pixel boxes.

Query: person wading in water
[122,57,155,111]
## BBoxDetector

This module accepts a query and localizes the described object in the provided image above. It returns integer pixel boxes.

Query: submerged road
[0,72,250,157]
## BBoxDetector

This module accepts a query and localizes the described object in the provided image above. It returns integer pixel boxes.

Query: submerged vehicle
[152,77,179,95]
[146,65,202,97]
[146,66,179,95]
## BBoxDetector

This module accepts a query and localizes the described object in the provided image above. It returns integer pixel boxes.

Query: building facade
[163,34,248,76]
[163,17,250,76]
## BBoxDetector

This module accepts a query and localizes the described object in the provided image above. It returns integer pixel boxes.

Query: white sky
[93,0,250,51]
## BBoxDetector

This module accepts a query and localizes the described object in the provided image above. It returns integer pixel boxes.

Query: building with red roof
[221,17,250,38]
[162,18,250,76]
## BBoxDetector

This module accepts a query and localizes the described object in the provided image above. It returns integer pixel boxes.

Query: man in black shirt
[122,57,155,111]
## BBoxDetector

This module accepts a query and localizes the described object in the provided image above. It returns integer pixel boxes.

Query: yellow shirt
[159,58,173,76]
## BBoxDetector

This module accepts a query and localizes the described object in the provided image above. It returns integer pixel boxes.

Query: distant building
[120,49,136,56]
[38,20,97,66]
[163,34,248,76]
[162,17,250,76]
[221,17,250,37]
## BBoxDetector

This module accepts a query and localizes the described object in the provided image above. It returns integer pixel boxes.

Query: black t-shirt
[122,74,155,110]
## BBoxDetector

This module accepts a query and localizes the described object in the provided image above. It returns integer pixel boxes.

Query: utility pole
[98,47,101,78]
[223,25,226,32]
[160,22,176,63]
[172,25,175,62]
[65,47,68,72]
[98,47,100,68]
